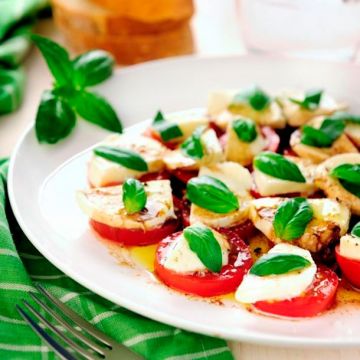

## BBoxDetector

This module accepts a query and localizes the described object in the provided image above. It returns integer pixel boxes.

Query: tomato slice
[139,171,170,182]
[254,266,338,318]
[335,245,360,289]
[217,220,255,241]
[154,230,253,297]
[90,219,179,246]
[171,169,198,184]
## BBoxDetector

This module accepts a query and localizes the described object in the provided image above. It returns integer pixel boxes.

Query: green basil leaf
[301,119,345,148]
[289,89,323,110]
[73,50,114,88]
[329,111,360,125]
[0,68,25,115]
[330,164,360,184]
[35,90,76,144]
[232,118,257,143]
[340,180,360,198]
[74,90,122,133]
[31,35,73,87]
[254,152,306,183]
[229,86,271,111]
[273,197,313,241]
[181,126,205,159]
[122,178,147,214]
[352,222,360,238]
[94,146,148,171]
[183,225,223,273]
[186,175,239,214]
[153,110,165,124]
[250,253,311,276]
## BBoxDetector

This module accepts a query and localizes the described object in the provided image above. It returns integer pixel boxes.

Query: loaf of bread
[57,20,194,64]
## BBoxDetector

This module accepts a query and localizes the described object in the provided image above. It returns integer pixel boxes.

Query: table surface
[1,0,359,358]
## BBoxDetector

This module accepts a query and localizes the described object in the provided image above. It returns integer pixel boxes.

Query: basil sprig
[122,179,147,214]
[186,175,239,214]
[229,86,271,112]
[183,225,223,273]
[250,253,311,277]
[330,163,360,198]
[254,152,306,183]
[32,35,122,144]
[352,222,360,238]
[232,118,257,143]
[330,111,360,125]
[94,146,148,171]
[151,110,183,142]
[181,126,205,159]
[273,198,313,241]
[289,89,323,110]
[301,119,345,148]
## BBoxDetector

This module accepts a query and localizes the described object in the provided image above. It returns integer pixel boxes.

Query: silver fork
[16,284,143,360]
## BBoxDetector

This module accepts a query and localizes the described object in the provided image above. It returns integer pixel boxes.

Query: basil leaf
[153,110,165,124]
[32,35,73,87]
[0,68,24,115]
[94,146,148,171]
[183,225,223,273]
[273,198,313,241]
[352,222,360,238]
[181,126,205,159]
[73,50,114,88]
[229,86,270,111]
[254,152,306,183]
[250,253,311,277]
[301,119,345,148]
[340,180,360,198]
[289,89,323,110]
[122,178,147,214]
[330,164,360,184]
[232,118,257,143]
[186,175,239,214]
[74,90,122,133]
[329,111,360,125]
[35,90,76,144]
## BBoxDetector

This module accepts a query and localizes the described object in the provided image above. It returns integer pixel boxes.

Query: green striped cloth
[0,159,233,360]
[0,0,49,115]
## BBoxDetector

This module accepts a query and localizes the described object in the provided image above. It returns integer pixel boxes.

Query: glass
[238,0,360,61]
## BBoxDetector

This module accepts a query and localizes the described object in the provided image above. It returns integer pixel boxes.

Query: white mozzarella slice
[253,157,316,196]
[235,243,317,303]
[207,90,236,116]
[77,180,176,231]
[340,234,360,261]
[163,226,229,273]
[89,134,167,187]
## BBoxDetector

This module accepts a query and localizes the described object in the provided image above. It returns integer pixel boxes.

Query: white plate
[8,55,360,347]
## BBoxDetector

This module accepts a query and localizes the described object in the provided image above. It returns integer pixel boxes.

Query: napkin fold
[0,0,49,115]
[0,159,233,360]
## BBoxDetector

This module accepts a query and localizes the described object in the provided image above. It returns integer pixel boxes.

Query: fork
[16,284,142,360]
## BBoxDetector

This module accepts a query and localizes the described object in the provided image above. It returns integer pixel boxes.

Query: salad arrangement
[77,86,360,318]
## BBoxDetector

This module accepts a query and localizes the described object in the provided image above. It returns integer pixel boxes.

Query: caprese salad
[77,86,360,319]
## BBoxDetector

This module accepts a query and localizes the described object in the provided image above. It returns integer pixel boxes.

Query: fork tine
[16,305,77,360]
[29,292,106,356]
[21,300,97,360]
[36,284,113,347]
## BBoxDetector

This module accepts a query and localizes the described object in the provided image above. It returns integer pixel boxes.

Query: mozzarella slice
[225,121,267,166]
[88,134,167,187]
[235,243,317,303]
[163,128,224,170]
[162,225,230,273]
[250,197,350,252]
[208,90,236,116]
[345,123,360,148]
[77,180,176,231]
[190,162,252,228]
[340,234,360,261]
[253,156,316,196]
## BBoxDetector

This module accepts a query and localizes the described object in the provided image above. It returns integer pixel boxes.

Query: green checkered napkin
[0,0,49,115]
[0,159,233,360]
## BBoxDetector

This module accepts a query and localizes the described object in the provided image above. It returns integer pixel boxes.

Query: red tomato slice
[254,266,338,318]
[90,219,178,246]
[335,245,360,289]
[217,220,255,241]
[139,171,170,182]
[261,126,280,153]
[154,230,253,297]
[171,169,198,184]
[209,121,225,138]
